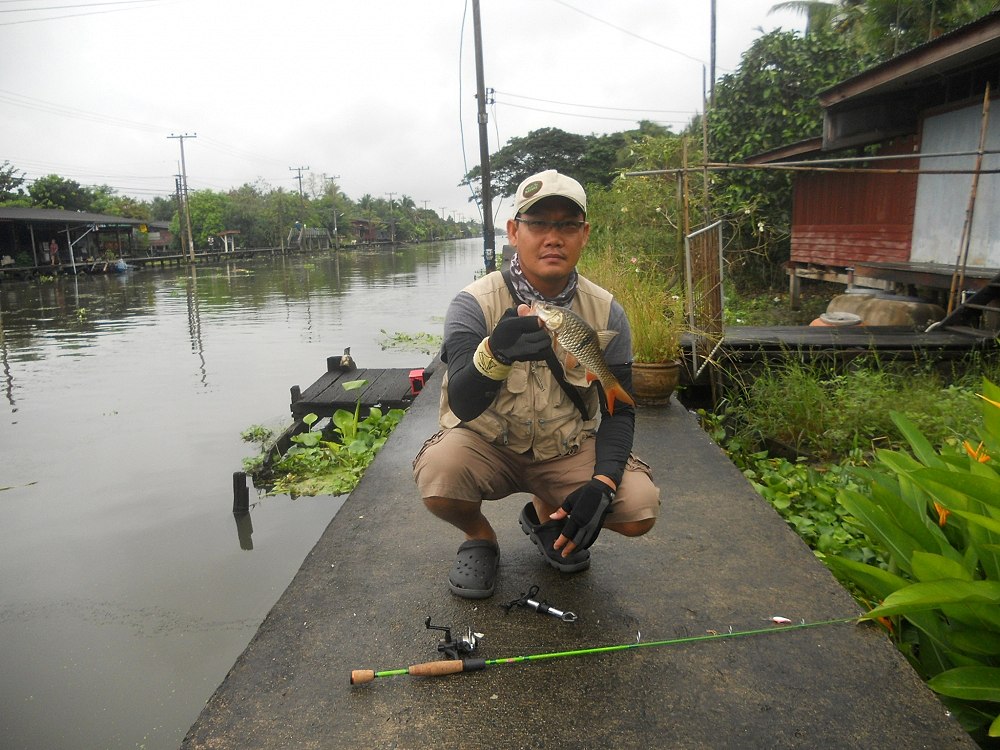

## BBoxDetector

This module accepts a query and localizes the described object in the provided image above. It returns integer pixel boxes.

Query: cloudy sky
[1,0,804,222]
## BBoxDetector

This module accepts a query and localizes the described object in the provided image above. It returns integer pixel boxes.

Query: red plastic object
[409,369,425,395]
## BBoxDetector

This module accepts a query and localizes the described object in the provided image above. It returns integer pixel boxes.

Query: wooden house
[0,207,146,270]
[750,11,1000,307]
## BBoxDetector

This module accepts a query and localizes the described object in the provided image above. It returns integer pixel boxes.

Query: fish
[530,300,635,415]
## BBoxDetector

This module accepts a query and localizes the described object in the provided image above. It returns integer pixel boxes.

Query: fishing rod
[350,616,858,685]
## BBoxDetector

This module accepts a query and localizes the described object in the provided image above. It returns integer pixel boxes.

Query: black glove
[560,478,615,550]
[487,308,550,365]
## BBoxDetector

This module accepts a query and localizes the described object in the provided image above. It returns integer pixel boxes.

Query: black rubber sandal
[448,539,500,599]
[518,502,591,573]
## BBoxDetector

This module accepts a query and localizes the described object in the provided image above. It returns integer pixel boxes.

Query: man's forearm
[445,332,503,421]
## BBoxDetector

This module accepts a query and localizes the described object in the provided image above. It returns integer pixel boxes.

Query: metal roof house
[0,207,147,272]
[752,11,1000,306]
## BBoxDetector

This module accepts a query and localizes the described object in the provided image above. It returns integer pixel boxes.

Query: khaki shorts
[412,427,660,524]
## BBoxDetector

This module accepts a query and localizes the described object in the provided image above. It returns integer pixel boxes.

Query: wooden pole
[948,83,991,315]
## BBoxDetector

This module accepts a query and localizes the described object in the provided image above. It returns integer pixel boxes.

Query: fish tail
[586,373,635,415]
[605,382,635,415]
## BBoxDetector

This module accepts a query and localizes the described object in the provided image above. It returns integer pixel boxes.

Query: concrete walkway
[183,367,975,749]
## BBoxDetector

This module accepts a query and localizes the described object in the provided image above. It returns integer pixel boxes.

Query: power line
[494,90,694,115]
[548,0,705,66]
[0,0,159,14]
[0,1,164,26]
[0,88,165,132]
[497,99,690,126]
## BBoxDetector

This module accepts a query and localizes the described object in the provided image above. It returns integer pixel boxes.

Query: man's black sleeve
[441,292,503,422]
[444,330,504,421]
[592,362,635,487]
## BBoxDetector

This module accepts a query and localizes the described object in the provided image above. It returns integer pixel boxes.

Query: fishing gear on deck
[503,585,577,623]
[423,617,482,660]
[349,615,858,685]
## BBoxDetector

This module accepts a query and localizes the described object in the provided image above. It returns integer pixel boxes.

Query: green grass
[701,312,1000,566]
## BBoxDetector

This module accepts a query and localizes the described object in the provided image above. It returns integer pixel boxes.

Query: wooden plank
[715,325,990,353]
[291,367,417,418]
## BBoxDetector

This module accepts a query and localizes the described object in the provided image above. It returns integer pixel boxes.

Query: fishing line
[350,615,859,684]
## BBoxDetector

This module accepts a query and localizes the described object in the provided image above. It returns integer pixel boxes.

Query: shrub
[826,379,1000,742]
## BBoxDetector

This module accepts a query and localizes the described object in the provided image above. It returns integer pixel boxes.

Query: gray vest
[439,271,613,460]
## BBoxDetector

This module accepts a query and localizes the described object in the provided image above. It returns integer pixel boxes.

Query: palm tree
[771,0,996,56]
[769,1,839,35]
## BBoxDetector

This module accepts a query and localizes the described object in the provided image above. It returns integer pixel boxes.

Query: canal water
[0,239,487,749]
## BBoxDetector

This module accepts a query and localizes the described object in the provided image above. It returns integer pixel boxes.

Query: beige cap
[514,170,587,215]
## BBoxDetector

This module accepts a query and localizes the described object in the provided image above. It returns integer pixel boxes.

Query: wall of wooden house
[911,101,1000,268]
[789,136,919,268]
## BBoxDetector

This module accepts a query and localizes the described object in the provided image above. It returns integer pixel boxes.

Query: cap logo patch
[522,180,543,199]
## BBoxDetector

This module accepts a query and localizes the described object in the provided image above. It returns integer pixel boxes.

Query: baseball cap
[514,170,587,215]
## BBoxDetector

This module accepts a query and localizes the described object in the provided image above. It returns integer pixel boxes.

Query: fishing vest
[439,270,613,460]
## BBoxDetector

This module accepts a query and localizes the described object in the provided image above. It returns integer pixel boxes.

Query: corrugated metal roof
[0,207,146,225]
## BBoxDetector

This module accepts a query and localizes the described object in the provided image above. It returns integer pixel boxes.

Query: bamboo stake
[948,83,991,315]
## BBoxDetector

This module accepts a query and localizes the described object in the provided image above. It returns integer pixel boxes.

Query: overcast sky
[1,0,804,222]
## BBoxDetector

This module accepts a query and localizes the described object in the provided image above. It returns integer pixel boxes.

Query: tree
[185,190,227,248]
[771,0,998,57]
[91,186,151,220]
[0,161,27,205]
[856,0,998,57]
[149,195,178,222]
[462,122,674,212]
[28,174,98,211]
[708,28,871,285]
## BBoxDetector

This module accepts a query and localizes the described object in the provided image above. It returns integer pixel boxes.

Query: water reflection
[0,239,485,750]
[186,268,208,387]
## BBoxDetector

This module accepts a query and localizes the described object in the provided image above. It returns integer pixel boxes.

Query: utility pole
[324,173,341,248]
[709,0,717,109]
[168,132,197,261]
[384,192,396,243]
[289,165,310,208]
[472,0,496,270]
[174,174,183,252]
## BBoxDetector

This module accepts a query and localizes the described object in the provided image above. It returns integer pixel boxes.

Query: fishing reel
[424,617,482,660]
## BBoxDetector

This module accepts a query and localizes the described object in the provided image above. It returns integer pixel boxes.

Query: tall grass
[719,355,998,462]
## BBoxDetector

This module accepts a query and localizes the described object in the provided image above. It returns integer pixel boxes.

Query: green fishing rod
[350,616,857,685]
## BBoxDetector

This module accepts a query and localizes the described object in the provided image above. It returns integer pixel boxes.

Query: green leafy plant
[250,380,406,498]
[737,451,880,564]
[826,379,1000,742]
[240,424,275,474]
[720,357,986,462]
[378,329,442,355]
[580,152,689,364]
[698,403,879,564]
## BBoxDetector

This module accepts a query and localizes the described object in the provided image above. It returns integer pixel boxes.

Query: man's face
[506,197,590,295]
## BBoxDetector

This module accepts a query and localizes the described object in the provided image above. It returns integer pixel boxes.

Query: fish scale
[530,301,635,415]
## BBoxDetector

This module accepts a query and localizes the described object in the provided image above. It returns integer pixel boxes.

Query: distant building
[0,207,147,267]
[749,11,1000,303]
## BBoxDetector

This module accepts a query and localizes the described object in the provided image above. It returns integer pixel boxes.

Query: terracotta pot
[631,360,681,406]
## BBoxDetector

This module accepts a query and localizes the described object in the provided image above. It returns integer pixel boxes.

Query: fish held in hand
[530,301,635,415]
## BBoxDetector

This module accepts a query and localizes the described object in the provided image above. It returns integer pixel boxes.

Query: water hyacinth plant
[243,379,406,498]
[826,379,1000,742]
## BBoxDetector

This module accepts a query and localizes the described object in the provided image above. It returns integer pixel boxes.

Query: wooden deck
[677,324,998,396]
[686,324,996,365]
[288,356,428,420]
[724,323,992,350]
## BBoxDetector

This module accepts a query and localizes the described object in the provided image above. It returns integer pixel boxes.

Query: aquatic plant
[826,381,1000,742]
[243,379,405,497]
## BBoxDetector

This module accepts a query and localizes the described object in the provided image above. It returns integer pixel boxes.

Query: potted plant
[579,163,688,404]
[581,249,686,404]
